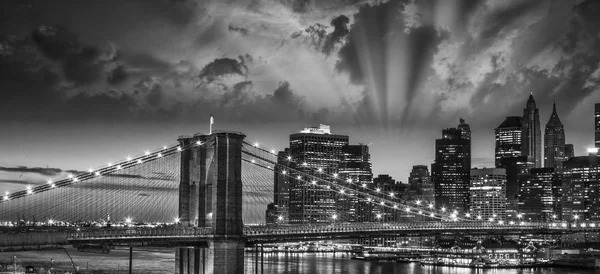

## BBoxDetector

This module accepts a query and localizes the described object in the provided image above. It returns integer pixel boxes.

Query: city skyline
[1,0,600,188]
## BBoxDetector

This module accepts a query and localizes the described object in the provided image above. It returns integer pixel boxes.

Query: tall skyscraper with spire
[544,102,566,169]
[522,93,542,168]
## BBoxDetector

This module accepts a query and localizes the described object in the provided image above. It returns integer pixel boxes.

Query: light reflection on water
[244,252,600,274]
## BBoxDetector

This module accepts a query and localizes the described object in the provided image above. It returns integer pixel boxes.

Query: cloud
[0,166,63,176]
[198,56,249,82]
[229,25,249,36]
[322,15,350,55]
[107,65,128,85]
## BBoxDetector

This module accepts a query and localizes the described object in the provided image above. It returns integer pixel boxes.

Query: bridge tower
[175,131,246,274]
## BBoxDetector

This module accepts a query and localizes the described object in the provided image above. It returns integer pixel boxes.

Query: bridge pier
[176,131,246,274]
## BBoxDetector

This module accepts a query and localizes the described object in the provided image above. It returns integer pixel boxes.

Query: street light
[174,217,180,223]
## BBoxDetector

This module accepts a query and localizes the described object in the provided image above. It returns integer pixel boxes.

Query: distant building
[494,116,532,218]
[432,119,471,212]
[288,125,349,224]
[523,94,542,168]
[266,148,291,224]
[595,103,600,149]
[517,168,561,222]
[544,102,567,170]
[407,165,434,203]
[565,144,575,159]
[372,174,405,222]
[469,168,507,222]
[338,144,373,222]
[562,151,600,221]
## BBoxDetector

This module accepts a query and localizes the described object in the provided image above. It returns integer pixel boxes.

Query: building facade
[469,168,507,222]
[522,94,542,168]
[338,144,373,222]
[544,102,567,170]
[595,103,600,149]
[517,168,560,222]
[407,165,434,203]
[565,144,575,159]
[432,119,471,212]
[562,152,600,221]
[288,125,349,224]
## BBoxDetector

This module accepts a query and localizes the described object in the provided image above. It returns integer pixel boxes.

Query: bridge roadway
[65,221,600,246]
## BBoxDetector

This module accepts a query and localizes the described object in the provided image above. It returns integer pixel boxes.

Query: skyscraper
[495,116,531,218]
[469,168,507,222]
[288,124,349,224]
[517,168,560,222]
[565,144,575,159]
[544,102,566,169]
[407,165,434,203]
[522,94,542,168]
[562,151,600,221]
[432,119,471,212]
[595,103,600,149]
[338,144,373,222]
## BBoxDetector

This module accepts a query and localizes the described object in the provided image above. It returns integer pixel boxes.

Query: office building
[544,102,566,169]
[338,144,373,222]
[407,165,434,203]
[565,144,575,159]
[432,119,471,212]
[523,94,542,168]
[596,103,600,149]
[517,168,560,222]
[469,168,507,222]
[562,150,600,221]
[288,125,349,224]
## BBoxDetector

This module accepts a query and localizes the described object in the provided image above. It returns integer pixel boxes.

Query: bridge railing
[68,227,213,240]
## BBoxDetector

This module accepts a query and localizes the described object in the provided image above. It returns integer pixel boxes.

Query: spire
[526,92,536,109]
[552,100,557,113]
[546,101,562,126]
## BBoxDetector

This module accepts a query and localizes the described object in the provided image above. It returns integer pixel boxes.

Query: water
[1,248,599,273]
[246,252,599,274]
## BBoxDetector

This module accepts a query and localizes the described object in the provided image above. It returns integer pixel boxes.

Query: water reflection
[244,253,600,274]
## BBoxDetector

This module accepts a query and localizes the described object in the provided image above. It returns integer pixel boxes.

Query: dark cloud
[31,25,117,86]
[322,15,350,56]
[198,56,250,82]
[0,166,64,176]
[0,180,31,185]
[107,64,128,85]
[478,0,546,42]
[229,25,249,36]
[304,23,328,49]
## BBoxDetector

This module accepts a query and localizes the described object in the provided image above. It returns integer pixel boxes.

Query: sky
[1,0,600,192]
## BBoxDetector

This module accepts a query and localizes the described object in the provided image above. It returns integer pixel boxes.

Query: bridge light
[591,223,596,227]
[332,214,338,220]
[270,149,275,154]
[340,190,345,194]
[163,146,167,150]
[177,147,182,152]
[581,223,586,227]
[311,180,316,185]
[376,214,382,219]
[376,188,381,192]
[253,142,259,147]
[116,165,122,170]
[488,218,494,222]
[72,177,78,182]
[441,207,446,212]
[126,156,132,161]
[498,221,504,225]
[347,178,352,183]
[380,201,385,206]
[405,208,410,212]
[492,214,497,218]
[26,186,32,195]
[333,173,338,178]
[509,221,515,225]
[51,184,55,188]
[3,195,7,201]
[520,221,525,225]
[428,204,434,209]
[517,213,523,219]
[389,193,394,197]
[562,223,567,227]
[137,159,143,164]
[296,175,301,180]
[574,215,580,220]
[88,168,93,173]
[251,159,255,163]
[326,185,331,189]
[552,214,557,219]
[125,217,132,224]
[418,210,422,215]
[302,162,307,166]
[47,180,52,185]
[393,205,398,209]
[287,156,292,161]
[317,168,322,172]
[477,215,482,220]
[430,213,435,218]
[362,183,366,188]
[174,217,180,223]
[157,153,162,158]
[68,174,74,179]
[145,151,150,156]
[48,219,54,225]
[452,216,458,222]
[465,213,471,218]
[278,216,283,221]
[282,170,287,175]
[367,198,372,202]
[95,171,101,176]
[453,210,458,215]
[196,141,202,146]
[415,200,421,205]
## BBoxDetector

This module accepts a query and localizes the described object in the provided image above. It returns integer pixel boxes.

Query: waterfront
[1,247,599,274]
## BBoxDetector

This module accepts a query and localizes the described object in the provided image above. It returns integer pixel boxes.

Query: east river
[1,247,599,274]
